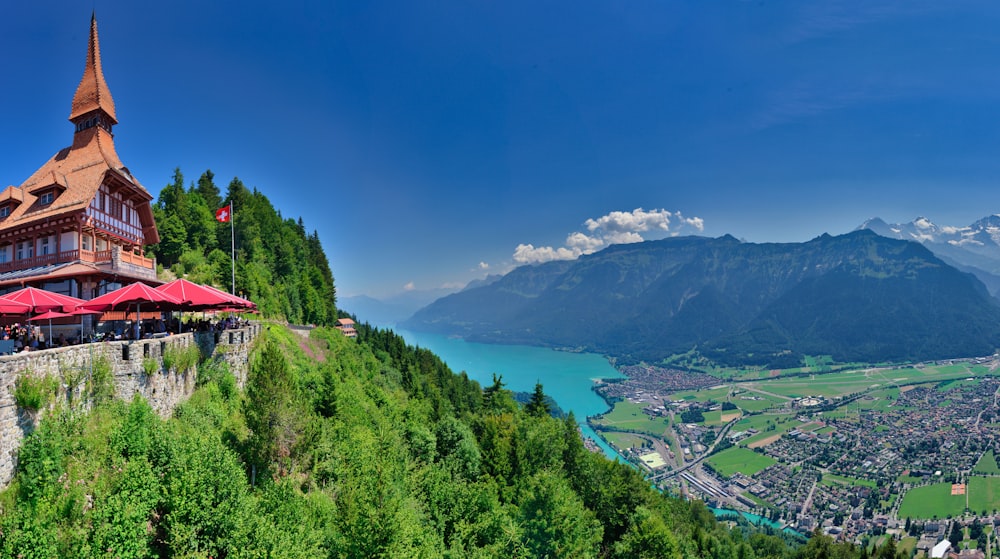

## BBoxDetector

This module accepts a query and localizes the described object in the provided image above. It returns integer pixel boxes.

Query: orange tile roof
[70,14,116,124]
[0,187,24,207]
[10,126,150,227]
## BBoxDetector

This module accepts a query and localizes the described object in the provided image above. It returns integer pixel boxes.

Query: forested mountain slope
[405,230,1000,366]
[150,168,337,326]
[0,323,860,558]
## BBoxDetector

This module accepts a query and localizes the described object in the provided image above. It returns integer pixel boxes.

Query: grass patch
[898,475,924,484]
[974,450,1000,475]
[969,477,1000,515]
[899,537,917,557]
[821,473,876,488]
[591,400,671,438]
[602,431,648,451]
[897,482,966,519]
[705,447,776,477]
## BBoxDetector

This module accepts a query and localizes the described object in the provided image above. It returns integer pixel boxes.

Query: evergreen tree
[244,341,301,479]
[526,381,551,417]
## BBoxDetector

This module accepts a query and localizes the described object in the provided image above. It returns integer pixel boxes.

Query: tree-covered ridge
[406,230,1000,366]
[0,323,860,558]
[150,168,336,325]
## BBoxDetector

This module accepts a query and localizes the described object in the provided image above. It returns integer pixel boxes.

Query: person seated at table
[57,332,66,347]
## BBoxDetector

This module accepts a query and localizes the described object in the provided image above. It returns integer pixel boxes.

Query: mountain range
[857,215,1000,296]
[403,230,1000,367]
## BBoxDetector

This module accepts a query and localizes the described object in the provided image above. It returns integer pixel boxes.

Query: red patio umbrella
[78,282,183,340]
[201,284,257,311]
[4,286,84,313]
[155,278,234,332]
[0,295,32,315]
[155,278,232,309]
[33,310,71,345]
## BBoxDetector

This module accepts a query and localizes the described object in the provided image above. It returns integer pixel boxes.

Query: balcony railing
[0,247,153,275]
[120,250,154,269]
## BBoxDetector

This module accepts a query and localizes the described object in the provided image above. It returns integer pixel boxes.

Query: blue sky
[3,2,1000,298]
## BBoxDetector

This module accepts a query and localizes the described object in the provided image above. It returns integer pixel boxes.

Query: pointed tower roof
[69,13,117,124]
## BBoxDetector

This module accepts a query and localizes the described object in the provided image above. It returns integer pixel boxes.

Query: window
[39,236,50,256]
[0,246,9,264]
[0,206,9,218]
[82,234,92,251]
[16,241,32,260]
[39,192,54,205]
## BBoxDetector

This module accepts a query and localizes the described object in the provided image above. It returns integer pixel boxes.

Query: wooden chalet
[0,15,158,300]
[335,318,357,338]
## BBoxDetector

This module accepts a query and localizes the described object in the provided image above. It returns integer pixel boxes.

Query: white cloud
[602,231,644,245]
[565,232,605,253]
[478,261,490,270]
[403,281,415,291]
[513,243,578,264]
[585,208,672,234]
[512,208,705,265]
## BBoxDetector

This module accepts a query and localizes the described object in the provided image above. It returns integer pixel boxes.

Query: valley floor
[589,355,1000,547]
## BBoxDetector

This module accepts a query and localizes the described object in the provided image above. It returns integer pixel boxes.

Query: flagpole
[230,200,235,295]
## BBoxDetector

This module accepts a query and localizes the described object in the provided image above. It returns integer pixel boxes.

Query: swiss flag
[215,206,231,223]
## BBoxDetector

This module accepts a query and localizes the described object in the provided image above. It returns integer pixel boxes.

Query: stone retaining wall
[0,322,262,485]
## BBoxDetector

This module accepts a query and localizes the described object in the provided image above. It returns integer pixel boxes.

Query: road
[649,416,741,482]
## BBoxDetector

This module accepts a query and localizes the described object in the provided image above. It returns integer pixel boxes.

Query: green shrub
[197,359,236,400]
[89,355,114,403]
[143,357,160,376]
[13,374,58,411]
[163,343,202,374]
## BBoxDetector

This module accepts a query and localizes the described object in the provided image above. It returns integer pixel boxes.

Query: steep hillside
[405,231,1000,366]
[0,323,843,558]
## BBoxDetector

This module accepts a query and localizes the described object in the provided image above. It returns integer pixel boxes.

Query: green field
[897,482,966,519]
[591,401,671,437]
[898,537,918,557]
[821,473,876,488]
[975,450,1000,475]
[732,392,787,412]
[602,431,649,451]
[669,386,732,401]
[969,477,1000,515]
[705,447,777,477]
[735,363,985,401]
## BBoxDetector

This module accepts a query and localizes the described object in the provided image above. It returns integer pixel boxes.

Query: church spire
[70,13,117,132]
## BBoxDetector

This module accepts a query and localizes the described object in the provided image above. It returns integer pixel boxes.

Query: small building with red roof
[335,318,357,337]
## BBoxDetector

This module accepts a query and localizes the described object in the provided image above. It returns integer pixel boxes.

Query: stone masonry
[0,322,261,485]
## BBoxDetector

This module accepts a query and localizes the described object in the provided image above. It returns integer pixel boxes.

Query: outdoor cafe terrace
[0,279,256,353]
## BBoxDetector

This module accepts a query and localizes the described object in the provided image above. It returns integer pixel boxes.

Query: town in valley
[589,355,1000,557]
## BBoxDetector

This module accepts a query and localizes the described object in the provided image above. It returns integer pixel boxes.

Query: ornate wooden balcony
[0,247,155,277]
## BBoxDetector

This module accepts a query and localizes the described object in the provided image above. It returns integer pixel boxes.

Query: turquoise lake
[395,329,624,459]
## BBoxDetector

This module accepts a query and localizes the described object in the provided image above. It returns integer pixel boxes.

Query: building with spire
[0,14,159,299]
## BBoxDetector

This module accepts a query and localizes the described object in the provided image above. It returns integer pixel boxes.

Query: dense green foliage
[406,230,1000,366]
[150,168,336,325]
[0,323,859,558]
